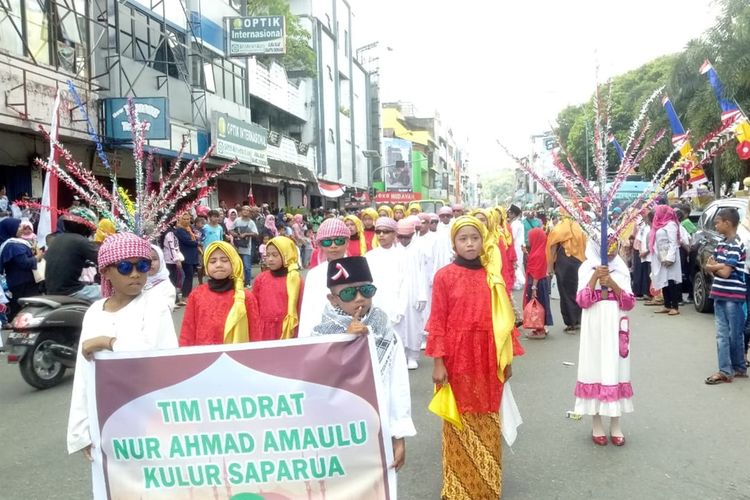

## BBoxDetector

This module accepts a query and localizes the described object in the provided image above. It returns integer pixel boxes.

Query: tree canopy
[555,0,750,184]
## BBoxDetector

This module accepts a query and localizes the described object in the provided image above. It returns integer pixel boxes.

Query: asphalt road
[1,293,749,500]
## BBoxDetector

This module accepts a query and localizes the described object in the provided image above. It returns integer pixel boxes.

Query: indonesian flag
[38,90,61,248]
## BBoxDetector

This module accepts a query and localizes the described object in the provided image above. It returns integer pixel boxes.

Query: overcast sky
[352,0,720,177]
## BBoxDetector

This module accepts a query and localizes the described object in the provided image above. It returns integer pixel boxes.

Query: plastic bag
[428,384,463,430]
[522,298,545,330]
[619,316,630,358]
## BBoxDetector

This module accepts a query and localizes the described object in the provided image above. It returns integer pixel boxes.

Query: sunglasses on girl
[320,237,347,247]
[115,259,152,276]
[374,229,394,235]
[335,284,377,302]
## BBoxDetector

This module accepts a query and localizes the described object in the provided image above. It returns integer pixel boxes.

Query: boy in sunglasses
[313,256,416,473]
[67,233,177,464]
[298,218,350,337]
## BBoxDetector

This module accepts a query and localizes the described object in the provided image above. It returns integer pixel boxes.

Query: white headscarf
[577,237,631,293]
[145,244,171,290]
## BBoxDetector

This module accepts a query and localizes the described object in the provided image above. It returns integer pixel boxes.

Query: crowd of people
[2,190,749,499]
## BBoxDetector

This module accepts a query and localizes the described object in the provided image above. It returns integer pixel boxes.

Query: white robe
[415,232,437,328]
[433,222,455,271]
[650,222,682,290]
[67,293,177,455]
[297,262,330,338]
[511,219,526,290]
[366,245,407,324]
[393,240,428,358]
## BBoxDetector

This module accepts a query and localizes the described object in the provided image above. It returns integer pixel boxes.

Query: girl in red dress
[250,236,305,340]
[426,216,521,500]
[344,214,367,257]
[179,241,259,346]
[360,208,378,251]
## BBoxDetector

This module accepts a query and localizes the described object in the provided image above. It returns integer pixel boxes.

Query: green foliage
[481,169,517,205]
[247,0,316,77]
[554,0,750,183]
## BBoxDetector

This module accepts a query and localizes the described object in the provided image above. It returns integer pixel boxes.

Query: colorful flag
[661,94,707,185]
[608,134,625,161]
[38,90,61,248]
[699,59,742,124]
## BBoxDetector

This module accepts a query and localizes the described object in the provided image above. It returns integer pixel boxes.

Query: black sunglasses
[374,229,394,235]
[336,284,377,302]
[116,259,152,276]
[429,220,439,224]
[320,237,347,247]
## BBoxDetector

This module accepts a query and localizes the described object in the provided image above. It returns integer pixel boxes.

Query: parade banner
[87,336,395,500]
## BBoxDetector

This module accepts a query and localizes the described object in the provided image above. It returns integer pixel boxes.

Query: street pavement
[1,293,750,499]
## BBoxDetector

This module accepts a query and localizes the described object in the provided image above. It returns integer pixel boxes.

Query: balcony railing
[266,134,316,171]
[247,58,307,120]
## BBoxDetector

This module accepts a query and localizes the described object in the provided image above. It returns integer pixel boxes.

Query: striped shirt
[710,235,746,302]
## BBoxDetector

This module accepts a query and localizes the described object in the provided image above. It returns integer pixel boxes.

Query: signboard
[374,191,422,203]
[103,98,169,141]
[383,138,413,192]
[227,16,286,56]
[88,336,395,499]
[212,112,268,168]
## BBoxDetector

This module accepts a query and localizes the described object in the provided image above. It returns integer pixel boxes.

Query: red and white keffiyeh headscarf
[97,232,152,297]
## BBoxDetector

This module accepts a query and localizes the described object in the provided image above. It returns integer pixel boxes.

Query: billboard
[384,137,412,192]
[227,16,286,56]
[212,112,268,168]
[103,98,169,141]
[87,336,396,499]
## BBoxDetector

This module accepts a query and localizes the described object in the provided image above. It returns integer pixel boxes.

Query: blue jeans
[714,299,747,376]
[240,253,253,287]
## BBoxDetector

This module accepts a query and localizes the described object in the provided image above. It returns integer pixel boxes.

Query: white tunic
[511,219,526,289]
[433,222,455,271]
[297,262,329,338]
[650,222,681,290]
[415,232,437,327]
[366,245,407,323]
[393,241,428,354]
[67,293,177,454]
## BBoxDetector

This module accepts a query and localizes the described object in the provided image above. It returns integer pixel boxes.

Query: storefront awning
[267,159,317,184]
[318,181,345,198]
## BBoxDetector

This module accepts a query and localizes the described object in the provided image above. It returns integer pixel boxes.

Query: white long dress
[511,219,526,290]
[393,240,428,361]
[433,222,455,271]
[415,231,437,327]
[67,293,177,455]
[574,244,635,417]
[650,221,681,290]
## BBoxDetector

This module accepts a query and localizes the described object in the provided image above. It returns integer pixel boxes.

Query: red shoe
[592,435,608,446]
[610,436,626,446]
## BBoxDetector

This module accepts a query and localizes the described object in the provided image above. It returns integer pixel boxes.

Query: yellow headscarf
[393,204,406,217]
[94,218,116,243]
[203,241,249,343]
[407,202,422,214]
[495,207,513,247]
[361,207,378,224]
[344,214,367,256]
[451,216,515,382]
[377,205,394,218]
[267,236,301,340]
[546,217,587,263]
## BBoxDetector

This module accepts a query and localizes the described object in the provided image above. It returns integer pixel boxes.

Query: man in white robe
[393,219,428,369]
[366,217,407,326]
[509,204,526,290]
[298,218,350,337]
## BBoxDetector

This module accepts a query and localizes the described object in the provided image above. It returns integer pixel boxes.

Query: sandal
[668,309,680,316]
[564,325,575,332]
[734,371,749,378]
[643,300,662,306]
[705,372,732,385]
[654,308,670,314]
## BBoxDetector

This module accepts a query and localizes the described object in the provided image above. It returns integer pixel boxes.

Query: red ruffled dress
[179,285,260,346]
[250,270,305,341]
[426,263,523,413]
[363,229,376,251]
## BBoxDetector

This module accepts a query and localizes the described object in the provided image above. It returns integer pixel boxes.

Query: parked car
[690,198,749,313]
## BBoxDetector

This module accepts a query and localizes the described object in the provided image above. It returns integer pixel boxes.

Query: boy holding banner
[312,256,416,472]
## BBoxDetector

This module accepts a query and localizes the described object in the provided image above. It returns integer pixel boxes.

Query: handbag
[32,258,45,283]
[657,240,674,266]
[428,384,463,430]
[522,298,545,330]
[619,317,630,358]
[234,224,252,248]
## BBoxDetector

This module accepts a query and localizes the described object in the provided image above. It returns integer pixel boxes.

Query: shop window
[0,0,24,56]
[55,0,88,76]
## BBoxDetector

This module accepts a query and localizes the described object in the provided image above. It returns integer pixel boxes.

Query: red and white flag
[38,90,61,248]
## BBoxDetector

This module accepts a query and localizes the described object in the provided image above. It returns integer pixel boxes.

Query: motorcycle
[5,295,90,390]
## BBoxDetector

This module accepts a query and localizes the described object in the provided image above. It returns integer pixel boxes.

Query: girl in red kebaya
[179,241,259,346]
[426,216,522,500]
[250,236,304,340]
